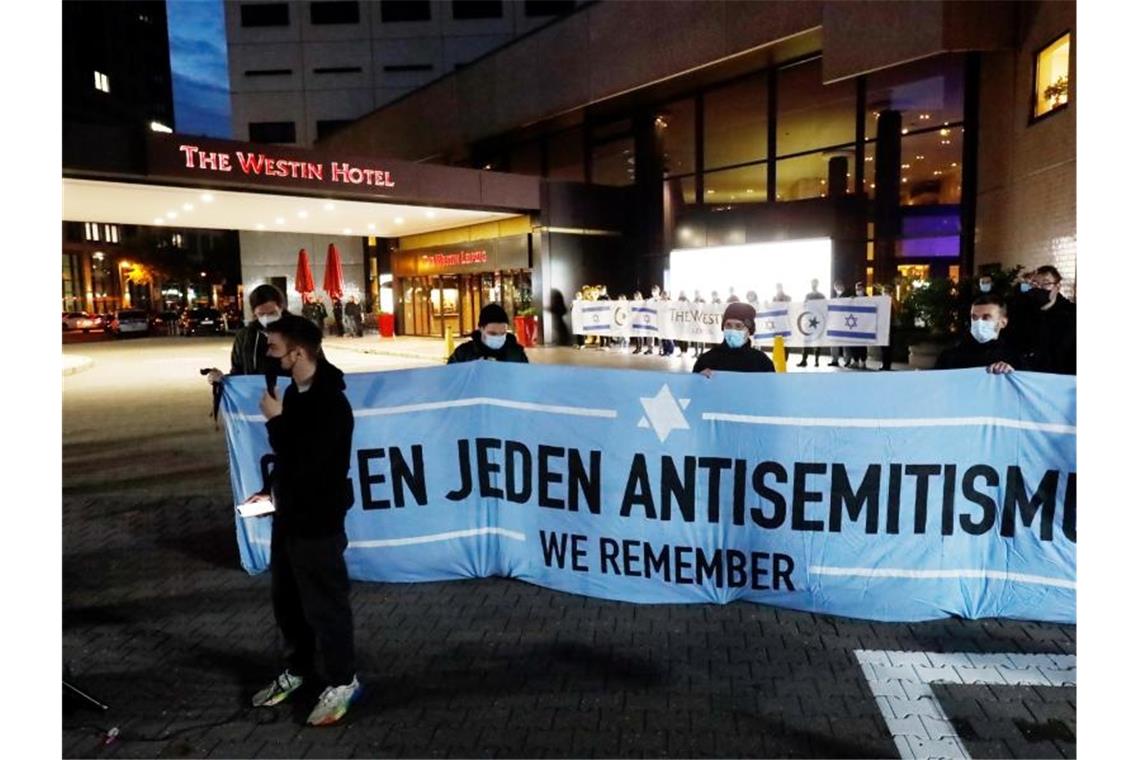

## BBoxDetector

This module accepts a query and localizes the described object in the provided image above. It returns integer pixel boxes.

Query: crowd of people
[300,293,366,338]
[570,266,1076,377]
[201,266,1075,727]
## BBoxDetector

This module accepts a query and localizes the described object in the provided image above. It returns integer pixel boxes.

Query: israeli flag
[630,302,659,332]
[826,301,878,341]
[753,306,791,340]
[580,304,613,331]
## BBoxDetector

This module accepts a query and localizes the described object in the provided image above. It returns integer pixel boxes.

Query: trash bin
[378,313,395,338]
[513,315,537,347]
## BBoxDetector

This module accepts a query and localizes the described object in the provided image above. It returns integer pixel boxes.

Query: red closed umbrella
[295,248,315,295]
[323,243,344,300]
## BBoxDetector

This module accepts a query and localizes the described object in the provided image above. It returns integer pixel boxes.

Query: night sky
[167,0,231,138]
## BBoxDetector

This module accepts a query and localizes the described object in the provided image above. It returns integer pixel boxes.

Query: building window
[85,222,100,242]
[104,225,120,243]
[383,64,433,72]
[524,0,575,17]
[93,71,110,93]
[704,164,767,205]
[249,121,297,143]
[659,99,696,178]
[704,73,767,170]
[865,54,964,139]
[776,58,855,158]
[317,120,352,140]
[452,1,503,20]
[380,1,431,23]
[244,69,293,77]
[313,66,363,74]
[172,234,184,248]
[311,1,360,24]
[546,126,584,181]
[591,137,635,187]
[240,3,290,27]
[1033,32,1071,119]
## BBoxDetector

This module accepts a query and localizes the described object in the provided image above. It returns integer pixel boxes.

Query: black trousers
[270,526,355,686]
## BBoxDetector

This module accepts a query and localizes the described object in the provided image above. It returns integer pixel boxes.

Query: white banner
[571,298,891,347]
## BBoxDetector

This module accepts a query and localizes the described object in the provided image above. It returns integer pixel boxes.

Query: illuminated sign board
[419,250,488,268]
[175,144,395,189]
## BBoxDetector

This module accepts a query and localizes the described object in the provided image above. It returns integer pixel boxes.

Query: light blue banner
[221,364,1076,623]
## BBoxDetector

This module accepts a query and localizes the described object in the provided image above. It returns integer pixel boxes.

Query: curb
[63,356,94,376]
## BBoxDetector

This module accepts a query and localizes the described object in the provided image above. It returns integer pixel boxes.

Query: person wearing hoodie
[204,283,287,384]
[693,302,775,376]
[934,296,1018,373]
[447,303,530,363]
[242,314,361,726]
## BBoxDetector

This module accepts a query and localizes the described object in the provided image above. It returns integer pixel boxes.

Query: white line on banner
[357,397,618,419]
[229,397,618,423]
[810,566,1076,590]
[702,413,1076,435]
[854,649,1076,760]
[349,527,526,548]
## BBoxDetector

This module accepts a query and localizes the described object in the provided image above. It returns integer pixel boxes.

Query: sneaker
[251,670,304,707]
[306,676,361,726]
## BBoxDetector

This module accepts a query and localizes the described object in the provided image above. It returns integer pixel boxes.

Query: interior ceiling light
[424,211,436,218]
[182,203,194,211]
[165,211,177,219]
[275,217,285,224]
[324,202,335,211]
[256,223,265,230]
[367,223,375,230]
[200,193,214,203]
[297,210,308,218]
[343,228,352,235]
[153,217,164,225]
[394,217,404,224]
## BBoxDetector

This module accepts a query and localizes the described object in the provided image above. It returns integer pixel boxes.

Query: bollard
[444,325,454,359]
[773,335,787,373]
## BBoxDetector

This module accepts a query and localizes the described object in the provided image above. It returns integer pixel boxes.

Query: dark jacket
[265,358,355,537]
[447,332,529,363]
[935,334,1020,370]
[1020,295,1077,375]
[229,321,283,376]
[693,342,775,373]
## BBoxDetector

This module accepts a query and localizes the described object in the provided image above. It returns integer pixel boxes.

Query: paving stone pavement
[62,339,1075,759]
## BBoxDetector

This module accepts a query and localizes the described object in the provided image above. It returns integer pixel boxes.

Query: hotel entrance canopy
[63,132,540,236]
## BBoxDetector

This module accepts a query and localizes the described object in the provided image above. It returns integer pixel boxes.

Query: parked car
[62,312,102,332]
[109,309,149,337]
[150,310,181,335]
[181,307,226,336]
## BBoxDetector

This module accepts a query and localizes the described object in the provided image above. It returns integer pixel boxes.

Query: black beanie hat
[478,303,510,326]
[722,302,756,334]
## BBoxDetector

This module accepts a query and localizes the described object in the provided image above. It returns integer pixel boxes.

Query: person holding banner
[245,314,361,726]
[935,295,1018,373]
[448,303,529,364]
[693,302,775,376]
[795,279,826,368]
[205,283,287,385]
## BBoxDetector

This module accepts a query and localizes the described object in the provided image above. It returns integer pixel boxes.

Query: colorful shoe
[306,676,361,726]
[251,670,304,707]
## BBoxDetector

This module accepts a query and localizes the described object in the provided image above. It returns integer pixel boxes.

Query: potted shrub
[902,277,967,369]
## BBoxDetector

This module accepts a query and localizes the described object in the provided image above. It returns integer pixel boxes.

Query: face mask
[1019,282,1032,293]
[257,311,281,328]
[979,283,992,294]
[1028,288,1051,306]
[970,319,998,344]
[723,329,748,349]
[482,332,507,350]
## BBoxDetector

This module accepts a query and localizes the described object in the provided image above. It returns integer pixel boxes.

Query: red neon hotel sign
[176,143,396,189]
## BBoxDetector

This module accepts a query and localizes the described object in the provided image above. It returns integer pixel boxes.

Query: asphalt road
[62,338,1076,759]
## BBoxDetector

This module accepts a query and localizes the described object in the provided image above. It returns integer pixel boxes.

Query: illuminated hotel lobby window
[703,73,767,170]
[659,98,696,178]
[704,163,767,205]
[1034,33,1071,119]
[776,58,855,158]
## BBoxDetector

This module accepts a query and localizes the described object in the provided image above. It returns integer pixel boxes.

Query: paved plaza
[62,337,1075,759]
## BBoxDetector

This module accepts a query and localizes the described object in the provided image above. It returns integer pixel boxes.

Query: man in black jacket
[205,284,287,383]
[243,314,360,726]
[935,296,1018,373]
[1017,265,1077,375]
[693,302,775,376]
[447,303,529,363]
